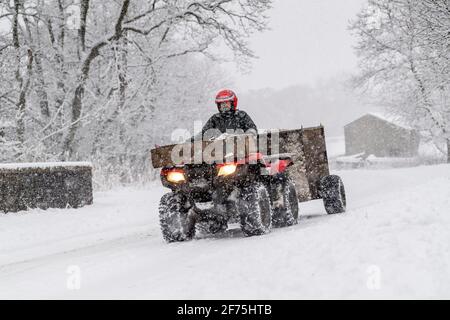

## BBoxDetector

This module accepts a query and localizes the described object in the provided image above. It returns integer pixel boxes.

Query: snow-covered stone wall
[0,162,93,213]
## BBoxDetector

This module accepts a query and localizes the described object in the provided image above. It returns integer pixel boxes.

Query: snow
[325,135,345,158]
[0,164,450,299]
[335,153,422,169]
[367,112,414,130]
[0,120,14,128]
[336,152,366,163]
[329,135,446,169]
[0,162,92,170]
[419,140,447,159]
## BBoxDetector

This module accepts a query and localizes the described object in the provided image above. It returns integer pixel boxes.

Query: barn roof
[345,112,414,131]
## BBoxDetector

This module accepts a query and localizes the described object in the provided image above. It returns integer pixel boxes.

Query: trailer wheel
[320,175,346,214]
[272,180,299,227]
[159,192,196,242]
[238,183,272,237]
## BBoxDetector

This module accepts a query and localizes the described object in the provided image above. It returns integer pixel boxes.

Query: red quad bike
[151,126,346,243]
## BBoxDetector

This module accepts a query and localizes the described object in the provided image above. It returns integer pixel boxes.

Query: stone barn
[344,113,420,157]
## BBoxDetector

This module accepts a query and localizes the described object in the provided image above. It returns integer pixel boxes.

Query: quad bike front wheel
[237,182,273,237]
[159,192,196,242]
[272,179,299,227]
[320,175,346,214]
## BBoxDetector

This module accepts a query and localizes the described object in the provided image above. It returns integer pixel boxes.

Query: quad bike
[151,126,346,242]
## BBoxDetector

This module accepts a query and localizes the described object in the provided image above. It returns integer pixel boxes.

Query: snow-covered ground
[325,135,345,158]
[1,164,450,299]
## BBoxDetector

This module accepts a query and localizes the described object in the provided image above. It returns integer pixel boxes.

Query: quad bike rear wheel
[237,182,272,237]
[159,192,196,242]
[272,179,299,227]
[320,175,346,214]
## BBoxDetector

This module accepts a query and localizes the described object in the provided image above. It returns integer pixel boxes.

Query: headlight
[217,164,237,177]
[166,170,186,183]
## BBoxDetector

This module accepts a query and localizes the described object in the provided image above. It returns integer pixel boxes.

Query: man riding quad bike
[158,90,300,242]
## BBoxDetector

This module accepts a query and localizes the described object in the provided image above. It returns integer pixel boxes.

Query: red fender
[265,159,292,175]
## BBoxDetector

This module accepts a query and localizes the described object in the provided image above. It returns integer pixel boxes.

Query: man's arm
[201,115,216,137]
[189,115,216,142]
[240,111,257,135]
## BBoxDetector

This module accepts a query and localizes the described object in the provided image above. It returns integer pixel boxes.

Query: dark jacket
[200,110,257,140]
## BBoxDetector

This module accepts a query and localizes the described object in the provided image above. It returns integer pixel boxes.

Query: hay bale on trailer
[0,162,93,213]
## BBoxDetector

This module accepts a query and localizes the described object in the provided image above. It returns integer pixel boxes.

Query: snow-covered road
[1,164,449,299]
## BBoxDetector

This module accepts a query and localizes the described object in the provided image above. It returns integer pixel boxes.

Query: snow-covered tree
[0,0,272,185]
[350,0,450,162]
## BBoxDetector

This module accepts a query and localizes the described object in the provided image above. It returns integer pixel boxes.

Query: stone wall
[0,162,93,213]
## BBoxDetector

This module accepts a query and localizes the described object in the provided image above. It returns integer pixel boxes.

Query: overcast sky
[0,0,367,92]
[231,0,367,92]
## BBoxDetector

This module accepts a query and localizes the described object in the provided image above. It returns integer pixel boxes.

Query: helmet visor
[218,101,232,113]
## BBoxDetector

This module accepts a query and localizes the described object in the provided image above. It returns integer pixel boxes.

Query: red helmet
[215,89,238,111]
